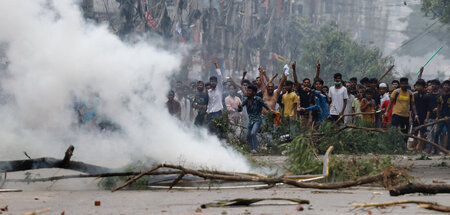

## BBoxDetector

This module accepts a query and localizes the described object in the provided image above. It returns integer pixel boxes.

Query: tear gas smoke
[0,0,249,172]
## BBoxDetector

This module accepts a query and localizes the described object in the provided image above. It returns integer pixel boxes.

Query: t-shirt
[352,98,361,114]
[361,98,376,122]
[414,92,431,120]
[428,92,442,119]
[391,89,414,117]
[438,94,450,119]
[282,91,300,117]
[328,86,349,115]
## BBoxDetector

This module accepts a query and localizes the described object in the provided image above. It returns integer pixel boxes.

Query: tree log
[404,134,449,155]
[411,118,449,133]
[389,183,450,196]
[353,200,450,213]
[0,146,112,174]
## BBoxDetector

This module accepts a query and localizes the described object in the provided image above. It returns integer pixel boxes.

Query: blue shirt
[305,89,330,122]
[239,96,269,122]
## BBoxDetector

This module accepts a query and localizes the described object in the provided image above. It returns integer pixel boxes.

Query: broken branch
[389,183,450,196]
[353,200,450,213]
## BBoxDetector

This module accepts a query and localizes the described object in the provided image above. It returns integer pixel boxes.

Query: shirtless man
[258,66,286,111]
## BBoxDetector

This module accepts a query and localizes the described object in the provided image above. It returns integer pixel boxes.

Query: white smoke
[0,0,250,172]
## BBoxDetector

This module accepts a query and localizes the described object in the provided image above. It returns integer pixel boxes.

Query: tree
[295,23,394,86]
[422,0,450,23]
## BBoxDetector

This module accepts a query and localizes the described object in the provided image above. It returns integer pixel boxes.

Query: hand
[414,115,420,123]
[424,118,429,124]
[316,60,320,69]
[243,69,247,76]
[291,61,296,70]
[214,60,219,68]
[433,108,437,113]
[299,107,306,112]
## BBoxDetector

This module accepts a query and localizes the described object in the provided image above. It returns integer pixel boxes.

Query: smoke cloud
[0,0,249,172]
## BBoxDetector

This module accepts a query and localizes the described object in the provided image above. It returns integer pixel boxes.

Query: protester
[300,89,330,123]
[434,80,450,151]
[281,80,299,119]
[206,60,224,123]
[360,89,376,123]
[344,82,355,124]
[166,90,181,119]
[328,73,348,122]
[238,85,273,154]
[192,81,208,126]
[225,84,242,124]
[411,79,431,151]
[391,80,400,92]
[352,88,363,120]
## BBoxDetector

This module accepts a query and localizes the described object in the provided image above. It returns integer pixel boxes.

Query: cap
[379,83,387,88]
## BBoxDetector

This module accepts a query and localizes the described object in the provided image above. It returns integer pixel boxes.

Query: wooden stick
[404,134,449,155]
[112,163,400,192]
[339,125,385,133]
[354,200,450,213]
[411,118,449,133]
[390,183,450,196]
[168,172,185,190]
[22,208,51,215]
[378,65,395,82]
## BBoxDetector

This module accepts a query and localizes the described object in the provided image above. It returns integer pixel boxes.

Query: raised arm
[314,60,320,82]
[274,72,287,97]
[292,61,300,88]
[262,70,270,85]
[214,60,223,91]
[229,76,247,97]
[418,66,424,79]
[241,69,247,85]
[270,73,279,83]
[259,66,269,98]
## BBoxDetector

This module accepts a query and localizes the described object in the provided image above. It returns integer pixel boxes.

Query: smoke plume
[0,0,249,172]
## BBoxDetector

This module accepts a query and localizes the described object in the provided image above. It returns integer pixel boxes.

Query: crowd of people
[167,60,449,155]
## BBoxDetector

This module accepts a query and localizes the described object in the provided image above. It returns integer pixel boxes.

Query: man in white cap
[379,83,390,105]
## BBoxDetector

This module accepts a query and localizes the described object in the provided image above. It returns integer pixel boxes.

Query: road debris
[200,198,309,208]
[353,200,450,213]
[389,183,450,196]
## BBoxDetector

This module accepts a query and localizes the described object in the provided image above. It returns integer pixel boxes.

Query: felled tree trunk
[390,183,450,196]
[0,146,112,174]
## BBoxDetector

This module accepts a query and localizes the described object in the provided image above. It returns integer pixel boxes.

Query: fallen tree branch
[389,183,450,196]
[0,145,113,174]
[168,172,185,190]
[333,111,380,125]
[353,200,450,213]
[339,125,385,133]
[378,65,395,82]
[201,198,309,208]
[112,163,401,192]
[404,134,449,155]
[5,170,183,183]
[411,118,449,133]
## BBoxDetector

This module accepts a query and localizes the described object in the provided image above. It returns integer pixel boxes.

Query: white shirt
[328,86,349,115]
[206,69,224,113]
[380,92,390,105]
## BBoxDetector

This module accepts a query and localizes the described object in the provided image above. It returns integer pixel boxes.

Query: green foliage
[422,0,450,23]
[285,136,322,174]
[314,121,406,154]
[295,22,395,86]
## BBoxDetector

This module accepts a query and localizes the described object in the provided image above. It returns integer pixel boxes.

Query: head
[168,90,175,101]
[415,79,426,93]
[443,80,450,93]
[183,86,190,96]
[224,81,230,90]
[357,88,364,99]
[205,82,211,91]
[197,81,204,92]
[175,80,182,90]
[228,84,237,96]
[365,89,373,100]
[379,83,387,94]
[399,77,409,91]
[209,76,218,89]
[267,82,275,95]
[350,77,357,87]
[313,78,324,90]
[391,80,399,90]
[369,78,378,89]
[333,73,343,86]
[345,82,351,89]
[360,77,370,87]
[302,78,311,88]
[323,86,329,94]
[431,79,441,92]
[285,80,294,92]
[255,77,261,87]
[246,85,257,97]
[242,79,251,90]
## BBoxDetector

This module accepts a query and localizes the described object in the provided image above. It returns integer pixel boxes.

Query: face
[426,85,432,93]
[197,82,204,92]
[416,85,424,92]
[366,93,373,100]
[168,93,174,101]
[323,87,329,94]
[357,89,363,99]
[210,79,217,89]
[285,85,293,92]
[444,83,450,93]
[334,76,342,83]
[205,85,211,91]
[175,82,182,89]
[392,82,399,90]
[351,80,357,87]
[379,87,387,94]
[256,77,261,86]
[314,81,323,90]
[345,83,351,89]
[243,82,249,90]
[303,80,311,88]
[267,82,275,94]
[228,85,237,95]
[432,83,439,92]
[247,89,256,97]
[400,82,408,90]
